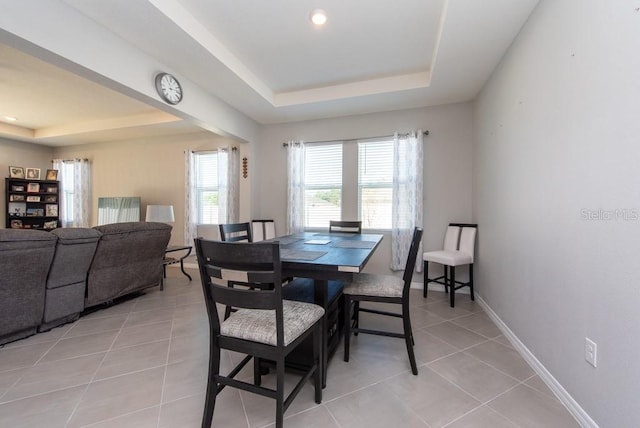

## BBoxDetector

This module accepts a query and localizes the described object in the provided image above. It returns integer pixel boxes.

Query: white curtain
[184,150,198,246]
[53,158,92,227]
[218,147,239,224]
[286,141,305,234]
[391,130,424,271]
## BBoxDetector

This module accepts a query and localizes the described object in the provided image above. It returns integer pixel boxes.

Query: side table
[162,245,193,289]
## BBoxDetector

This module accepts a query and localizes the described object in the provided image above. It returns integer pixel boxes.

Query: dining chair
[218,222,257,319]
[195,238,324,428]
[422,223,477,308]
[251,219,276,242]
[329,220,362,234]
[343,227,423,375]
[218,222,253,242]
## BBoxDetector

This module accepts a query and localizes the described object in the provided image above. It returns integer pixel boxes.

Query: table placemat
[266,236,303,245]
[304,239,331,245]
[332,240,378,249]
[281,249,327,261]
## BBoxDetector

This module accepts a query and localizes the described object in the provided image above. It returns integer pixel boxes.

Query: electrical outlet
[585,338,597,367]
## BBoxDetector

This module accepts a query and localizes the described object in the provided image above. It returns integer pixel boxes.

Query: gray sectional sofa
[0,222,172,345]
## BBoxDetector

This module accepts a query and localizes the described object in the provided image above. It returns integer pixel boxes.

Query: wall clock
[155,72,183,105]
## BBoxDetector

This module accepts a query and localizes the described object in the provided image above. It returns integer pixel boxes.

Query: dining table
[269,231,384,386]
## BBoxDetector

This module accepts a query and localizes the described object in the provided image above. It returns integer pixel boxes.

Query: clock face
[155,73,182,104]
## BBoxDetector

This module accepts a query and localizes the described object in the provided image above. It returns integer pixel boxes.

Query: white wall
[255,103,474,276]
[473,1,640,426]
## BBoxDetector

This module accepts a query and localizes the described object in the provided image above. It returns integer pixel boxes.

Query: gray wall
[255,102,474,276]
[473,0,640,426]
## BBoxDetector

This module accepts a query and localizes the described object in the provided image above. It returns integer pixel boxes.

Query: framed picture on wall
[26,168,41,180]
[46,169,58,180]
[9,166,24,179]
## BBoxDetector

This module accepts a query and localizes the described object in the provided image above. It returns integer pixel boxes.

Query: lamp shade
[145,205,175,223]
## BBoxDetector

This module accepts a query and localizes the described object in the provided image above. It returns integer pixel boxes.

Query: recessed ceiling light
[3,116,17,122]
[310,9,327,26]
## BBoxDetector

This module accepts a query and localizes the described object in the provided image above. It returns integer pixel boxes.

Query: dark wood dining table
[270,231,384,386]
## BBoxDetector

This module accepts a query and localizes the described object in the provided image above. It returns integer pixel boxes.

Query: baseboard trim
[476,295,598,428]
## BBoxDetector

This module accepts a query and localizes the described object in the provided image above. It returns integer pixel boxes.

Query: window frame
[193,151,220,225]
[357,138,394,231]
[303,142,344,230]
[300,138,394,232]
[60,162,75,226]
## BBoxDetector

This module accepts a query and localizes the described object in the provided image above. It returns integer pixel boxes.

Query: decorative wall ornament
[242,157,248,178]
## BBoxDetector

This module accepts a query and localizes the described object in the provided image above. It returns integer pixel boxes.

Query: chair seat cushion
[423,250,472,266]
[343,273,404,298]
[221,300,324,346]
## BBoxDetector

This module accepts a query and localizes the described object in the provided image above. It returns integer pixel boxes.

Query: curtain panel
[53,158,92,228]
[286,141,305,234]
[391,130,424,271]
[184,150,198,246]
[218,147,239,224]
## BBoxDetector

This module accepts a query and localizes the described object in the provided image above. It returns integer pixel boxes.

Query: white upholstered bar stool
[423,223,477,308]
[251,219,276,242]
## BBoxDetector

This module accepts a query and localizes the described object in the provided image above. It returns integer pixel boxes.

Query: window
[194,152,219,224]
[304,144,342,227]
[60,162,75,224]
[294,133,421,235]
[53,158,91,227]
[300,139,393,230]
[358,140,393,229]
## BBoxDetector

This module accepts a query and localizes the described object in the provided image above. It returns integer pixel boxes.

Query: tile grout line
[63,302,136,428]
[156,305,178,428]
[0,321,75,405]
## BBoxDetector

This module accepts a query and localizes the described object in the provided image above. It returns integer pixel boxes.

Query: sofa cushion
[0,230,56,344]
[47,228,102,290]
[52,227,102,245]
[86,222,171,306]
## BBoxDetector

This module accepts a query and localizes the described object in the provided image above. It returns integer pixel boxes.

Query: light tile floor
[0,268,580,428]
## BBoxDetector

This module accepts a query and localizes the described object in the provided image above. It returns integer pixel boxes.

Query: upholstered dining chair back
[251,219,276,242]
[458,226,477,263]
[443,225,461,251]
[219,222,253,242]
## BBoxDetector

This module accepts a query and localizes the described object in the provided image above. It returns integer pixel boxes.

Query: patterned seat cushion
[221,300,324,346]
[343,273,404,298]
